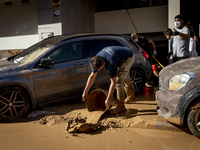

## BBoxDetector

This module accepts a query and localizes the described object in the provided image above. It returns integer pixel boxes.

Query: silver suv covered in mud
[0,33,151,120]
[156,57,200,139]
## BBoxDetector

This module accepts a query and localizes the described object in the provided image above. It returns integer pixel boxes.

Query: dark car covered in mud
[156,57,200,138]
[0,33,152,121]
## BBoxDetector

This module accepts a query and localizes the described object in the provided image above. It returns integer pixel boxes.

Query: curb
[130,117,183,132]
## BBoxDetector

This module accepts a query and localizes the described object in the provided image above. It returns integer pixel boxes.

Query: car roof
[43,33,127,45]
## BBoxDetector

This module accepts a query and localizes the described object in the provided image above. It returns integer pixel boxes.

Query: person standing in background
[131,33,157,64]
[131,33,157,87]
[164,28,174,60]
[172,14,190,63]
[185,21,198,57]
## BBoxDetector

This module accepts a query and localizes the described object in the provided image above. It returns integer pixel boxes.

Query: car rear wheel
[0,86,30,120]
[187,103,200,139]
[129,68,145,94]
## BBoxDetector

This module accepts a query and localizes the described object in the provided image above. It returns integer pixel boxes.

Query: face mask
[175,21,181,28]
[134,38,138,42]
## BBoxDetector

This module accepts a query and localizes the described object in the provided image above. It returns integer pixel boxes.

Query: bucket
[86,89,115,112]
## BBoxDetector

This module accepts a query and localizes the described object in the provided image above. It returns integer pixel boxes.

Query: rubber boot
[109,89,126,115]
[124,85,136,104]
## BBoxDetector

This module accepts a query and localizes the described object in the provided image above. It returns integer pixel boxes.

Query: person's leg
[190,38,198,57]
[145,55,154,87]
[109,56,135,114]
[173,57,178,63]
[109,84,126,115]
[124,78,136,104]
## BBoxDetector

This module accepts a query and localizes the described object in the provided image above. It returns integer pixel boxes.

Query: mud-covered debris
[38,115,66,125]
[39,117,47,125]
[101,119,124,129]
[65,113,100,133]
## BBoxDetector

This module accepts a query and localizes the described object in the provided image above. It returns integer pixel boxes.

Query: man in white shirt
[173,14,190,63]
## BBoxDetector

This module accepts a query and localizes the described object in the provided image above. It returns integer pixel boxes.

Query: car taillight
[142,50,149,60]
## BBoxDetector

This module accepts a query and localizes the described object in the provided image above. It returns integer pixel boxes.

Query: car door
[32,41,88,103]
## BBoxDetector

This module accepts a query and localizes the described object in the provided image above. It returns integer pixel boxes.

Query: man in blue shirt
[82,46,136,114]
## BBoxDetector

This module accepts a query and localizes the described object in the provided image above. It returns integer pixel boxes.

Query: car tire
[0,86,30,120]
[187,103,200,139]
[129,68,145,94]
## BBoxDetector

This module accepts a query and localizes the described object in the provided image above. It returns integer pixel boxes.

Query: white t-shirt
[173,26,190,57]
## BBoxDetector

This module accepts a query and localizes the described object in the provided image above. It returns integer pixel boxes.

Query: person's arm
[148,39,157,56]
[179,32,190,40]
[170,36,173,52]
[173,28,189,40]
[105,77,117,109]
[194,36,199,45]
[152,65,159,78]
[82,72,97,101]
[167,37,173,60]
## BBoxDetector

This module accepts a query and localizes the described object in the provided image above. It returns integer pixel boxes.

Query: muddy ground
[1,87,200,149]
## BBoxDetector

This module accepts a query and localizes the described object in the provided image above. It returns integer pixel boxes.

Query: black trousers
[173,57,189,63]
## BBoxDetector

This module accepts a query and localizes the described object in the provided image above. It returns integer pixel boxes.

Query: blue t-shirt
[92,46,133,78]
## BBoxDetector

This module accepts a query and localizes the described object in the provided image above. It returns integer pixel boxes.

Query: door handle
[74,62,84,66]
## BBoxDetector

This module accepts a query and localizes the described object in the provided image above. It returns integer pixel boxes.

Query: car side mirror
[39,58,54,68]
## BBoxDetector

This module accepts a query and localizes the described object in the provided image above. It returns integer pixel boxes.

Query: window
[87,39,124,57]
[87,40,113,57]
[46,42,83,63]
[129,39,139,49]
[111,40,123,46]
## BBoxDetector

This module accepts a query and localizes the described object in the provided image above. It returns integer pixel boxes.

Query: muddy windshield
[13,40,55,64]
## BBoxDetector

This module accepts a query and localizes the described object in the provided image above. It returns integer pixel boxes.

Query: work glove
[153,50,157,56]
[173,29,180,36]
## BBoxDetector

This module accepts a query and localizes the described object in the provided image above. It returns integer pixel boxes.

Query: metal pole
[126,9,165,68]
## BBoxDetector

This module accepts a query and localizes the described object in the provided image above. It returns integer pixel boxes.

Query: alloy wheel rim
[195,109,200,132]
[130,70,143,92]
[0,91,25,118]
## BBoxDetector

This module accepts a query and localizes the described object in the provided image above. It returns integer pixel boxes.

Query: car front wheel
[129,68,145,94]
[187,103,200,139]
[0,86,30,120]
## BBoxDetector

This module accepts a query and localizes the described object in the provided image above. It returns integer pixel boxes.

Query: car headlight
[168,73,193,91]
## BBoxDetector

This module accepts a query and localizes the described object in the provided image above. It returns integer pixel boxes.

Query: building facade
[0,0,199,64]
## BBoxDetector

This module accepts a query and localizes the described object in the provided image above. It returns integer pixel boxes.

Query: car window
[128,39,140,48]
[46,41,83,63]
[13,43,54,64]
[87,40,113,57]
[111,40,123,46]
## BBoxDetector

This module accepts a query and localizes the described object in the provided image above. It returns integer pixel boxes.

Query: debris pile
[65,113,100,133]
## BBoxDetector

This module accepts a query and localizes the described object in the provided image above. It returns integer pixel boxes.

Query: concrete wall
[37,0,95,38]
[37,0,62,40]
[61,0,96,34]
[168,0,180,30]
[95,5,168,34]
[0,0,38,50]
[37,0,61,25]
[0,0,96,58]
